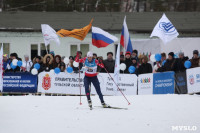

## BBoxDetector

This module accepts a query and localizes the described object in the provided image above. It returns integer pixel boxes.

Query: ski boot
[101,102,109,108]
[88,100,92,110]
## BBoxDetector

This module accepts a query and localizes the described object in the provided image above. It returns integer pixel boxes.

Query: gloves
[99,63,105,68]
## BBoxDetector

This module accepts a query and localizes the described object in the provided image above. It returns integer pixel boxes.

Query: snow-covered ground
[0,95,199,133]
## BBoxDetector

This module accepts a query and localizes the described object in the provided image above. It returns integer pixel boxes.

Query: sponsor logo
[140,78,151,83]
[159,22,176,35]
[189,75,195,85]
[42,74,51,90]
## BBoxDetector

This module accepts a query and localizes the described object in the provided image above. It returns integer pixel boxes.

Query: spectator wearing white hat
[22,55,33,72]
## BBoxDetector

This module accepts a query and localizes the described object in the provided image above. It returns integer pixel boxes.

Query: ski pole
[79,65,82,105]
[104,67,131,105]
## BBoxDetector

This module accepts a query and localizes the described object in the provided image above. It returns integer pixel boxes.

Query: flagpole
[45,45,48,54]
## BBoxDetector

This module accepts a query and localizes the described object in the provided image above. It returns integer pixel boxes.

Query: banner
[138,73,153,95]
[3,72,37,93]
[153,71,175,94]
[92,73,137,95]
[38,72,137,95]
[38,72,85,94]
[175,71,187,94]
[186,67,200,93]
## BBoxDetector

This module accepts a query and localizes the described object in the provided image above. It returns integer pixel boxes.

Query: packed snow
[0,94,199,133]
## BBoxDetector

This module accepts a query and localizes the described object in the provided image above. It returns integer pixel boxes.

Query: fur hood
[43,54,54,64]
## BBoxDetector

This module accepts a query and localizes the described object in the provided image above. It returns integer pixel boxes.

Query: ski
[94,106,128,110]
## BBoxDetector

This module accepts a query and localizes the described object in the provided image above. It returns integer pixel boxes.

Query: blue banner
[3,72,37,93]
[153,71,175,94]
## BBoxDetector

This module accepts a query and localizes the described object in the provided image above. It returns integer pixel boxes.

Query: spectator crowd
[3,49,200,75]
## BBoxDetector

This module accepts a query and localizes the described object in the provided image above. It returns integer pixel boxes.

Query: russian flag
[92,26,118,48]
[120,16,133,53]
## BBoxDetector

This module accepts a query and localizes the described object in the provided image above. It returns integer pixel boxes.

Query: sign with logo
[153,71,175,94]
[92,73,137,96]
[38,72,85,94]
[38,72,137,95]
[3,72,38,93]
[138,73,153,95]
[175,71,187,94]
[186,67,200,93]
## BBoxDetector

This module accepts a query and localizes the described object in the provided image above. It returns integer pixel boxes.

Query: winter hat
[35,56,41,60]
[10,53,18,58]
[133,50,138,55]
[125,51,131,56]
[168,52,174,57]
[107,52,113,56]
[3,54,8,58]
[120,55,124,58]
[193,50,199,55]
[87,51,93,57]
[179,52,184,56]
[69,56,74,60]
[131,57,137,61]
[49,51,55,56]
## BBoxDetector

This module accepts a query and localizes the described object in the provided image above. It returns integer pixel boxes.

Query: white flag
[41,24,60,46]
[150,13,179,45]
[0,45,3,92]
[114,43,120,95]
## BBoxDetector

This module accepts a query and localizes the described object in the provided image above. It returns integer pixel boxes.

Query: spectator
[93,53,97,59]
[153,61,161,73]
[7,53,21,72]
[97,56,103,72]
[101,52,115,73]
[124,52,132,73]
[174,52,188,72]
[30,56,43,73]
[61,56,65,63]
[138,55,152,74]
[3,54,10,72]
[161,53,167,62]
[157,52,176,72]
[120,55,125,63]
[68,56,74,67]
[42,54,54,72]
[73,51,83,73]
[190,50,200,68]
[22,55,33,72]
[130,57,139,75]
[53,55,65,72]
[132,49,139,61]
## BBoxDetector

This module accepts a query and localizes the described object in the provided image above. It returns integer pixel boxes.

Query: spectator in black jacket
[130,57,139,75]
[124,52,132,73]
[42,54,54,72]
[30,56,43,73]
[174,52,188,72]
[131,49,139,62]
[6,53,21,72]
[101,52,115,73]
[138,55,152,74]
[157,52,176,72]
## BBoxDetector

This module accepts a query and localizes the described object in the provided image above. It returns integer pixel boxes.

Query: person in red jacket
[75,51,107,109]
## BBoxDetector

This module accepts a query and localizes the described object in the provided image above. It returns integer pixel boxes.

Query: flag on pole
[150,13,179,45]
[0,45,3,92]
[57,19,93,41]
[120,16,133,53]
[92,26,118,48]
[114,43,120,95]
[41,24,60,46]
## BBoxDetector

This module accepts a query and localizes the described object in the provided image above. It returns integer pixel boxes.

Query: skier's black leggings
[84,76,104,103]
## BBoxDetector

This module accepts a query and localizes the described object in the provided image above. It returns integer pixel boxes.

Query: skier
[75,51,108,109]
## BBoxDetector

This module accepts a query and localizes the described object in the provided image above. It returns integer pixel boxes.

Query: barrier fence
[1,67,200,95]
